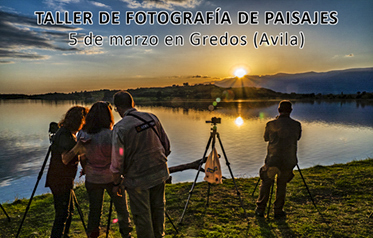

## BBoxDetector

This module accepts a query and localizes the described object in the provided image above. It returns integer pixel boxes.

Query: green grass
[1,159,372,237]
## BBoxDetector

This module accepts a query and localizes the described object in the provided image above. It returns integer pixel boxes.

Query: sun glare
[235,116,244,126]
[234,68,247,78]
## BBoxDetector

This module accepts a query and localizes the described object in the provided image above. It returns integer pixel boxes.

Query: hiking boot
[274,211,286,219]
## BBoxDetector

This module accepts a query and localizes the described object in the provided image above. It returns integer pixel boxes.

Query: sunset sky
[0,0,372,94]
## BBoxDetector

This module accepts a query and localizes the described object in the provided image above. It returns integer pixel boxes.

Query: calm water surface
[0,99,372,203]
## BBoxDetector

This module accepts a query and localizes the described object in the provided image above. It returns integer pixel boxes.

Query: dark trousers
[256,169,293,213]
[85,181,132,238]
[50,184,74,238]
[126,182,166,238]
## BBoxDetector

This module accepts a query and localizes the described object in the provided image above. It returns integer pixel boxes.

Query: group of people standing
[44,89,301,238]
[45,91,170,238]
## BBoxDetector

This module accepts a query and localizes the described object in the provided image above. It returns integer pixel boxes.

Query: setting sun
[234,68,247,78]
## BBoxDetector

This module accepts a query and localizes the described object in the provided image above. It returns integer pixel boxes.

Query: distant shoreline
[1,84,373,102]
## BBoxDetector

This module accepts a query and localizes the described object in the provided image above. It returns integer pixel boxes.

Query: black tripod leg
[0,203,10,222]
[106,199,113,238]
[16,146,51,238]
[206,183,211,207]
[165,210,179,234]
[296,164,328,222]
[71,190,88,236]
[63,190,74,236]
[267,180,274,219]
[179,134,213,224]
[296,165,320,213]
[251,177,261,197]
[217,133,247,218]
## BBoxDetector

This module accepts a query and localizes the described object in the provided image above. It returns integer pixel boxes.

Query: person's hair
[113,91,134,109]
[278,100,293,113]
[82,101,114,134]
[59,106,88,132]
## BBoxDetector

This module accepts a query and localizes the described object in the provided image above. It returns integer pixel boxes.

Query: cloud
[0,49,48,59]
[143,49,153,54]
[43,0,80,11]
[164,74,217,80]
[0,11,80,62]
[121,0,201,10]
[90,1,112,9]
[0,60,14,64]
[189,75,210,78]
[76,47,105,55]
[333,53,355,59]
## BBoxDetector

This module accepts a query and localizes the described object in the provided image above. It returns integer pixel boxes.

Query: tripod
[179,118,247,224]
[16,122,87,237]
[70,189,88,235]
[295,164,325,220]
[0,203,10,222]
[16,134,54,238]
[251,164,324,220]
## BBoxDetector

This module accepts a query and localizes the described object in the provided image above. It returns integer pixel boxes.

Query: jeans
[256,169,294,213]
[85,181,132,238]
[126,182,166,238]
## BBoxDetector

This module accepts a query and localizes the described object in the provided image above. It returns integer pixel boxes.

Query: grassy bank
[1,159,372,237]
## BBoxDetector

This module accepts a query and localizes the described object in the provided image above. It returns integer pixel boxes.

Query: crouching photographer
[255,100,302,219]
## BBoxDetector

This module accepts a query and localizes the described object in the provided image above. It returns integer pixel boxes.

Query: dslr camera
[206,117,221,124]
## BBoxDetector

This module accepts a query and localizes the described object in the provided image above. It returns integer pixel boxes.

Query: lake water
[1,99,373,204]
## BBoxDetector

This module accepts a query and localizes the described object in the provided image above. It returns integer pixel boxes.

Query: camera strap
[117,112,170,177]
[126,112,167,152]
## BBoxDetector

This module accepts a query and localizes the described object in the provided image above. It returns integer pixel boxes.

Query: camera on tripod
[179,115,248,224]
[48,122,59,143]
[206,117,221,124]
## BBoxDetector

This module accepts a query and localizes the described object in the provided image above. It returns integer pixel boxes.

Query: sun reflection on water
[235,116,244,126]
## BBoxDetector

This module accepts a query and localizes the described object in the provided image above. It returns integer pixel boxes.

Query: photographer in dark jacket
[255,100,302,219]
[45,106,88,238]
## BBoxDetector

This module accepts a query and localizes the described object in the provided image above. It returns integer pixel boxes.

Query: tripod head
[206,117,221,135]
[206,117,221,125]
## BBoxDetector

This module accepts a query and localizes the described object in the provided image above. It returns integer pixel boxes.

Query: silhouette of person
[255,100,302,219]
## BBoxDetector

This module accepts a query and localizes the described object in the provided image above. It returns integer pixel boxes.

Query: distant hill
[2,69,373,103]
[215,68,373,94]
[0,84,285,102]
